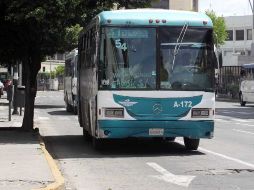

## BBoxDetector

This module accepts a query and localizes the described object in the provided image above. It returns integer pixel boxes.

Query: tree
[0,0,151,131]
[55,65,65,78]
[206,10,228,47]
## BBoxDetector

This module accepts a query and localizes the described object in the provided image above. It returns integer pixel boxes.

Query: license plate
[149,128,164,136]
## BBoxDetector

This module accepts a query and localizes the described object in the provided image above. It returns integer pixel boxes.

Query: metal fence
[218,66,241,98]
[37,73,63,91]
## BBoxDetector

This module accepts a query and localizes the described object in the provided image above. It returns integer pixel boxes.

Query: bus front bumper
[97,120,214,139]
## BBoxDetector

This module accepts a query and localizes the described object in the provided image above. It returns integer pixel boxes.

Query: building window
[247,29,252,40]
[226,30,233,41]
[235,30,244,41]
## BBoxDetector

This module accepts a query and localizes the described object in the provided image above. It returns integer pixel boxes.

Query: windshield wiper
[171,23,189,70]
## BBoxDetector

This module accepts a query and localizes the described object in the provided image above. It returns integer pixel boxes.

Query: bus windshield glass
[99,27,216,91]
[99,27,156,89]
[160,27,216,91]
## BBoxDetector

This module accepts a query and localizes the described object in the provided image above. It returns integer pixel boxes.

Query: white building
[152,0,198,11]
[40,53,65,73]
[221,15,254,66]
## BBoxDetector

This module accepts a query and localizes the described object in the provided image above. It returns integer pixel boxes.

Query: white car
[239,63,254,106]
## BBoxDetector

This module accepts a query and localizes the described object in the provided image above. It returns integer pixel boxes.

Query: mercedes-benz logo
[153,104,163,114]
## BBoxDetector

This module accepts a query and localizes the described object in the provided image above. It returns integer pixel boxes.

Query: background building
[40,53,65,74]
[220,15,254,66]
[151,0,199,11]
[217,15,254,97]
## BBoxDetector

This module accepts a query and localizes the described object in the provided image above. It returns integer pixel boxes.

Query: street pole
[49,62,52,91]
[248,0,254,39]
[12,62,19,115]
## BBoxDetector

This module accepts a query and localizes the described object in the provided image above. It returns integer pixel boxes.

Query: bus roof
[243,63,254,69]
[98,9,213,27]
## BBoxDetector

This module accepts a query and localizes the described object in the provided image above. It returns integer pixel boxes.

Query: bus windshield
[99,27,156,89]
[99,27,216,91]
[160,27,216,91]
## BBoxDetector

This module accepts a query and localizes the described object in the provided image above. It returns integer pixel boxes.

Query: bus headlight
[191,108,210,118]
[105,108,124,118]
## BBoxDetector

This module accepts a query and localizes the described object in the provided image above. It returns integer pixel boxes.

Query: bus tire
[92,137,104,150]
[183,138,199,150]
[239,93,246,106]
[165,137,176,142]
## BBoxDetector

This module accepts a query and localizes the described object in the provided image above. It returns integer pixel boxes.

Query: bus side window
[91,27,97,68]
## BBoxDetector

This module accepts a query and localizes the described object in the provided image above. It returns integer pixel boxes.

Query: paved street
[35,91,254,190]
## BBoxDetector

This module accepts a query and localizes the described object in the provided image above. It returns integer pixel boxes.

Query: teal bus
[77,9,217,150]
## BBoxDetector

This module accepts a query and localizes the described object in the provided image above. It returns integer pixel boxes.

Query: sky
[199,0,253,16]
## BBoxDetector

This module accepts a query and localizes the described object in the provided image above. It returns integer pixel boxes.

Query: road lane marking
[216,120,254,127]
[235,122,254,127]
[147,162,195,187]
[231,119,249,123]
[215,118,228,122]
[233,129,254,135]
[176,140,254,169]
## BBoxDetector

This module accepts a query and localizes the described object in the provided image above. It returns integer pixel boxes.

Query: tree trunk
[21,54,41,131]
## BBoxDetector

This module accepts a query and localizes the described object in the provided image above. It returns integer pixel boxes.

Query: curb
[34,135,65,190]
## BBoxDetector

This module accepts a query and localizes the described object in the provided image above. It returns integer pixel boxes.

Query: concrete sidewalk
[0,93,62,190]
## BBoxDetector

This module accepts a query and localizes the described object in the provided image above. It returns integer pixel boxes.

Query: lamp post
[12,63,19,115]
[248,0,254,39]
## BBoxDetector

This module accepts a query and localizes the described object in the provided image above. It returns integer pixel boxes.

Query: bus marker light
[203,21,208,25]
[156,19,160,23]
[149,19,153,23]
[107,19,112,24]
[162,19,166,23]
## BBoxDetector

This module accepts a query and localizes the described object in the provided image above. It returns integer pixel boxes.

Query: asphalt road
[35,91,254,190]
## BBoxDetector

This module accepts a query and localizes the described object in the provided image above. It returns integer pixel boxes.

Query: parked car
[239,63,254,106]
[0,81,4,98]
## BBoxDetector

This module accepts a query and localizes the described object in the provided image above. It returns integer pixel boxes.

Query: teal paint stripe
[98,120,214,139]
[113,94,203,120]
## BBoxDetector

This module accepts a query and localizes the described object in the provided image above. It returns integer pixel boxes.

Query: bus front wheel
[183,138,200,150]
[165,137,176,141]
